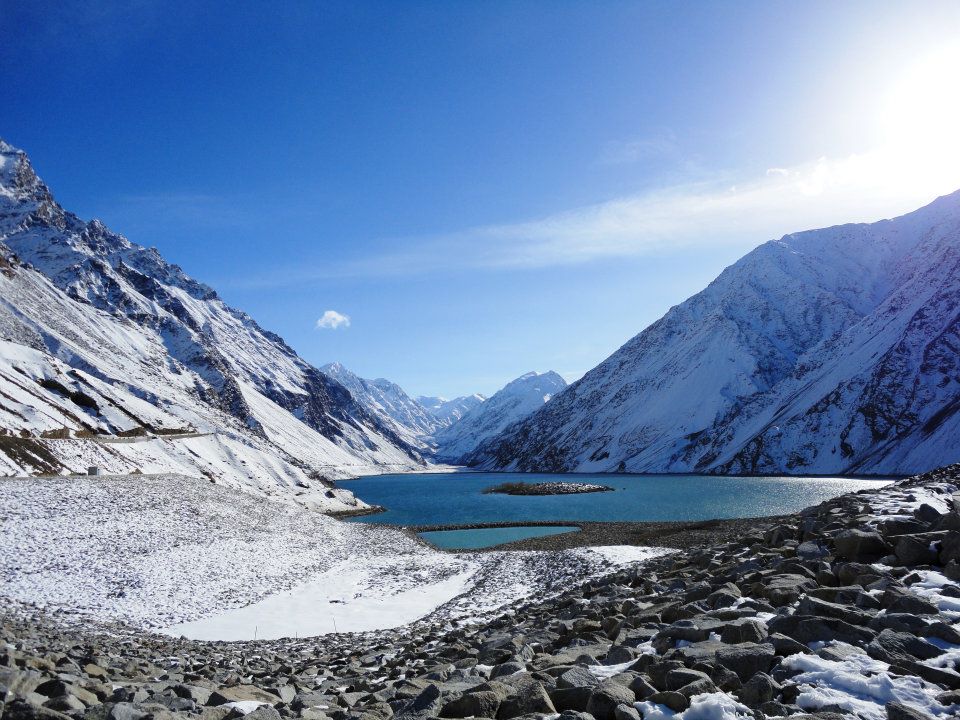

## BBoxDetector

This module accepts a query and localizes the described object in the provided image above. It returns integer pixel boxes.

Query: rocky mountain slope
[468,191,960,476]
[435,371,566,462]
[321,362,442,453]
[417,393,487,428]
[0,139,423,502]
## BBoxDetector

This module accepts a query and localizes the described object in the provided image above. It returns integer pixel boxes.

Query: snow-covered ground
[0,474,670,638]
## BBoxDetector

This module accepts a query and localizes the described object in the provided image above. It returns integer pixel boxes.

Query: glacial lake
[341,471,894,527]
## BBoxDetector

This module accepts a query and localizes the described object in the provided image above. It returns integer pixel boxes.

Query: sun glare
[880,45,960,191]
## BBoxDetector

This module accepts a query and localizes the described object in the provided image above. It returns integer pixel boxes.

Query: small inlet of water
[418,525,580,550]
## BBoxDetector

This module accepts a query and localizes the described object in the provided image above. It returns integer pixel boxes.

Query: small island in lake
[483,480,614,495]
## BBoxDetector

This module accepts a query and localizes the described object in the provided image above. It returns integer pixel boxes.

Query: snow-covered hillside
[417,393,486,427]
[468,190,960,476]
[0,139,423,502]
[434,371,566,462]
[322,362,441,453]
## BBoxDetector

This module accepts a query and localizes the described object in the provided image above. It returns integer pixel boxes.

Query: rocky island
[483,481,615,495]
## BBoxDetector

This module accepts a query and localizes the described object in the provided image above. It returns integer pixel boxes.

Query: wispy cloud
[231,136,960,290]
[315,310,351,330]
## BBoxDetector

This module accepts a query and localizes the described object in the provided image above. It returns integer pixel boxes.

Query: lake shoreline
[405,516,794,552]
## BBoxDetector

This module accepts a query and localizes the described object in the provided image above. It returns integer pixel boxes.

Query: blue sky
[3,1,960,397]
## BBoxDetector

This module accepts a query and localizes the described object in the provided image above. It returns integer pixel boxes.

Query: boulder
[867,629,943,665]
[714,643,776,682]
[886,701,935,720]
[762,575,817,606]
[795,595,872,626]
[767,615,876,646]
[645,691,688,713]
[737,672,780,707]
[497,679,555,719]
[833,530,890,562]
[395,684,443,720]
[441,690,502,718]
[584,682,634,720]
[548,687,593,713]
[720,619,768,644]
[557,668,599,690]
[664,669,710,691]
[894,536,938,566]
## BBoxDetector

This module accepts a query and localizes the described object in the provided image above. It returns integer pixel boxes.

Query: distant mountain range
[320,364,564,462]
[432,371,566,462]
[416,394,486,427]
[466,190,960,476]
[0,139,423,508]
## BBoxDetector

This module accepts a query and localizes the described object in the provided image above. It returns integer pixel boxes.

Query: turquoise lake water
[342,471,893,526]
[418,525,580,550]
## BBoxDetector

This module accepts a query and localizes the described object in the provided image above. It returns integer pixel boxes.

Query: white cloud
[232,141,960,292]
[335,145,960,276]
[315,310,351,330]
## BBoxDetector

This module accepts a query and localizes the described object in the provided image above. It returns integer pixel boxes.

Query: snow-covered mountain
[321,362,440,453]
[467,190,960,476]
[417,393,486,428]
[0,139,423,506]
[434,371,566,462]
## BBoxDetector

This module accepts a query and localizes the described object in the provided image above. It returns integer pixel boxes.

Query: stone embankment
[4,466,960,720]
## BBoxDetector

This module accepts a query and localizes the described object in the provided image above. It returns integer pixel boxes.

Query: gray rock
[645,691,687,712]
[676,678,716,698]
[245,707,282,720]
[833,529,891,562]
[557,667,599,690]
[497,678,555,719]
[867,629,943,665]
[396,684,442,720]
[762,575,817,606]
[584,682,634,720]
[894,536,938,566]
[719,619,767,644]
[737,672,780,707]
[548,687,592,713]
[795,595,872,626]
[626,676,655,700]
[797,540,830,560]
[490,662,525,679]
[441,690,502,718]
[1,700,73,720]
[612,704,640,720]
[714,643,775,682]
[767,615,876,645]
[886,700,935,720]
[664,669,710,691]
[882,589,941,615]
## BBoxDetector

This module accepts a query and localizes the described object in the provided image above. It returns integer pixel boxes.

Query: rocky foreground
[4,466,960,720]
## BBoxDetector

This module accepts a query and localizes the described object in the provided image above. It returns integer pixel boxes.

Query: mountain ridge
[466,190,960,476]
[0,139,423,503]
